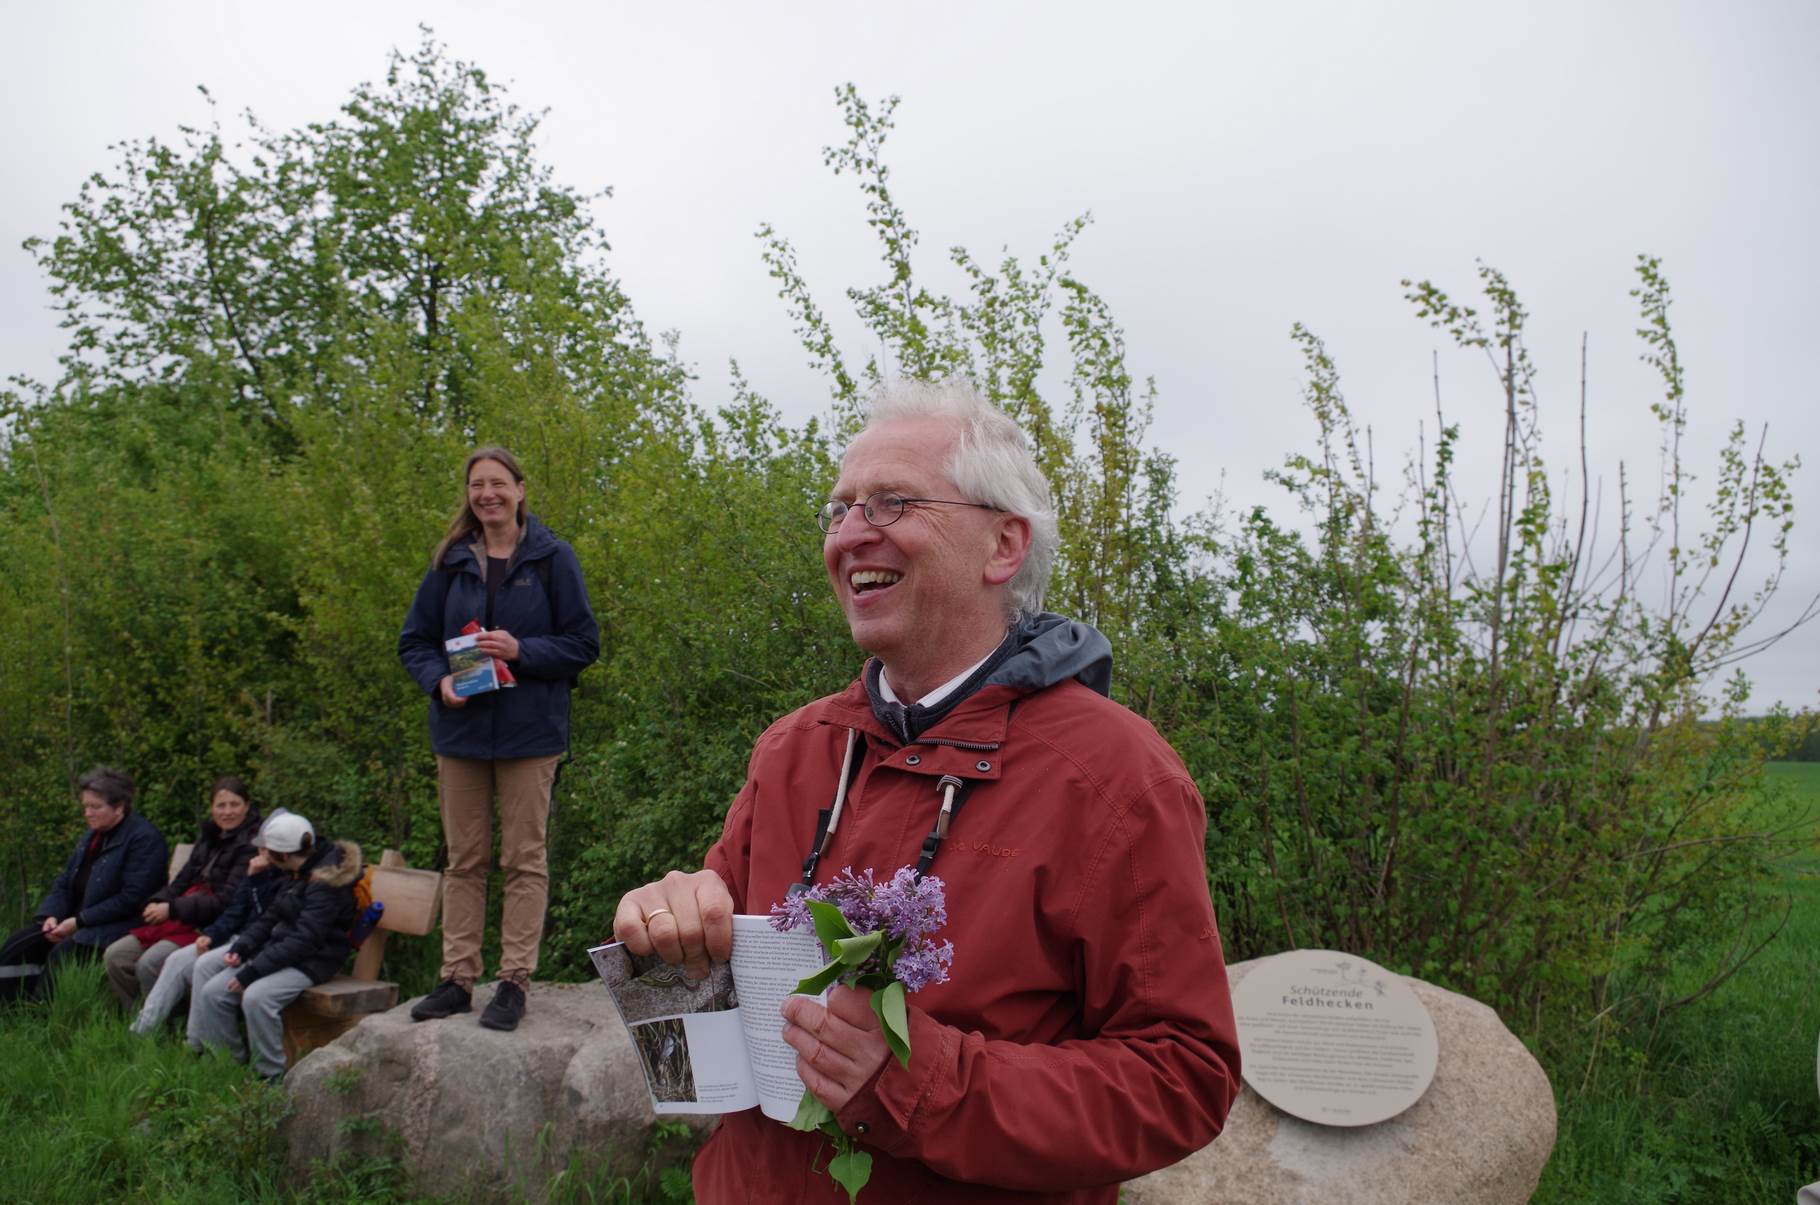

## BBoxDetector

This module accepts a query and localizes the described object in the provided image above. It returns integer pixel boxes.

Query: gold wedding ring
[643,906,674,925]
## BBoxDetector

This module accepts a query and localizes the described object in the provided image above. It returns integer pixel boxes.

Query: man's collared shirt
[876,650,995,710]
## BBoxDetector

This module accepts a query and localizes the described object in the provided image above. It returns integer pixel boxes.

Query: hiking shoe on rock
[479,980,526,1032]
[410,979,472,1022]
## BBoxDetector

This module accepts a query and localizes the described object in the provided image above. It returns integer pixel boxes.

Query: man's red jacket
[694,671,1241,1203]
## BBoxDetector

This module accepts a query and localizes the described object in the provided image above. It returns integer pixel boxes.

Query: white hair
[855,379,1059,620]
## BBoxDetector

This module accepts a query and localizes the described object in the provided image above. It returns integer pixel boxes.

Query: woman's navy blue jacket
[34,811,169,949]
[397,513,599,760]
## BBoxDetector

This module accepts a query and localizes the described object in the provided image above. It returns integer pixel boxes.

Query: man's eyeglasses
[818,491,1002,534]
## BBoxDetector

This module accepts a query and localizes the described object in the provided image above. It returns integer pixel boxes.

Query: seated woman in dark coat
[103,774,260,1008]
[0,767,168,1002]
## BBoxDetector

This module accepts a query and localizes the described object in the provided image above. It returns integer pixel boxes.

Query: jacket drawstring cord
[793,728,860,894]
[934,775,961,839]
[916,774,969,880]
[821,728,858,858]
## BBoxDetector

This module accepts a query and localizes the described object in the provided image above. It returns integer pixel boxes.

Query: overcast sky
[3,2,1814,709]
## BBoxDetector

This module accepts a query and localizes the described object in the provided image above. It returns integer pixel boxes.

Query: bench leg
[283,1010,364,1067]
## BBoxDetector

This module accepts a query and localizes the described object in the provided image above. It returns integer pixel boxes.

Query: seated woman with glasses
[0,767,168,1002]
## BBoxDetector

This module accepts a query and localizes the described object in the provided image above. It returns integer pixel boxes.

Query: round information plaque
[1231,948,1438,1127]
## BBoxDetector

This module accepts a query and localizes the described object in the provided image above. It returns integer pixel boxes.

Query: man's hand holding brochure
[590,916,826,1119]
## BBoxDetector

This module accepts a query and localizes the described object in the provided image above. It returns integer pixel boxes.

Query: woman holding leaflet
[397,446,599,1032]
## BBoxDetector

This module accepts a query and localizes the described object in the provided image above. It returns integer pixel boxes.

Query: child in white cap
[188,812,364,1081]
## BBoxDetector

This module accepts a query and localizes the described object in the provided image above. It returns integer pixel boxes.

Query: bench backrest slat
[369,865,442,936]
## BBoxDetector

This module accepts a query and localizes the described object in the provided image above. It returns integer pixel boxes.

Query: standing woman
[398,446,599,1032]
[0,767,167,1001]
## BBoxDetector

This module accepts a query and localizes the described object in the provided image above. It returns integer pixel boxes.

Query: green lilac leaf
[793,958,847,996]
[828,1149,874,1203]
[806,899,857,952]
[872,979,911,1067]
[790,1088,835,1132]
[832,929,883,965]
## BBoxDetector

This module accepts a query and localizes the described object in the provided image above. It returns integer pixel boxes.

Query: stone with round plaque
[1232,948,1439,1127]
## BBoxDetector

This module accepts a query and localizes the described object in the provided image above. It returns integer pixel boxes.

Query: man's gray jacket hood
[864,612,1112,743]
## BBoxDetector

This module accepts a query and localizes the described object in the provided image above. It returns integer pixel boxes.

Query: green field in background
[1538,761,1820,1203]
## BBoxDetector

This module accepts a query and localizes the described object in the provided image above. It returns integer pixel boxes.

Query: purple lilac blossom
[768,890,813,933]
[892,939,953,992]
[770,866,952,994]
[880,867,947,940]
[824,867,886,934]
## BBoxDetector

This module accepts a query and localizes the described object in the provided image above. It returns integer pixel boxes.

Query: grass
[1535,761,1820,1203]
[0,961,303,1204]
[0,960,695,1204]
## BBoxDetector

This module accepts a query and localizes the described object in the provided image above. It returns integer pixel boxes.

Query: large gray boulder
[1124,957,1556,1204]
[282,982,703,1200]
[283,965,1554,1202]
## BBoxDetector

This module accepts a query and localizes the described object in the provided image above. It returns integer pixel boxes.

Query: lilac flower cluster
[770,865,953,992]
[890,937,954,992]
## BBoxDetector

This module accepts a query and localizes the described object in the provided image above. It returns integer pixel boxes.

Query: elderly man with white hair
[615,380,1240,1203]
